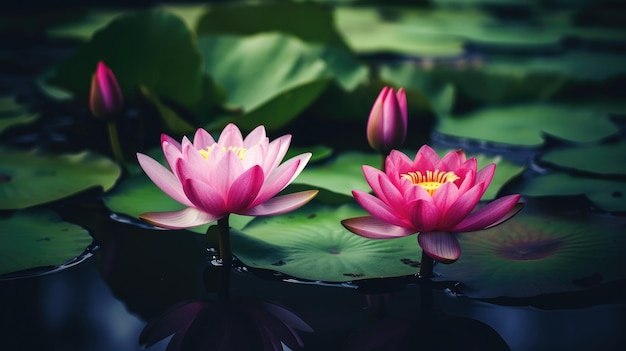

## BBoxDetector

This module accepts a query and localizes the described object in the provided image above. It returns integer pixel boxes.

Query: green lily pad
[0,148,121,210]
[510,173,626,212]
[538,142,626,177]
[436,104,619,147]
[198,32,367,130]
[103,164,252,233]
[0,96,38,133]
[232,203,422,282]
[0,209,93,277]
[196,2,349,49]
[335,7,464,57]
[434,202,626,298]
[293,151,380,198]
[48,9,205,109]
[45,9,122,41]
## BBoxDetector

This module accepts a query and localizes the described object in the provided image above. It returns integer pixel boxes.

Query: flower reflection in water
[140,297,313,351]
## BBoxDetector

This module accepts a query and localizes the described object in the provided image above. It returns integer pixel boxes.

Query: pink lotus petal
[378,173,408,216]
[432,181,461,213]
[438,149,464,171]
[353,190,411,228]
[137,153,192,207]
[140,207,219,229]
[341,216,415,239]
[409,199,441,232]
[226,165,264,211]
[483,201,525,229]
[439,183,484,228]
[396,87,407,123]
[362,165,386,196]
[213,151,244,194]
[413,145,439,167]
[218,123,244,147]
[243,125,267,147]
[239,190,318,216]
[263,134,292,173]
[253,153,310,207]
[475,163,496,188]
[387,149,413,175]
[193,128,215,149]
[452,194,522,232]
[418,231,461,263]
[182,178,227,216]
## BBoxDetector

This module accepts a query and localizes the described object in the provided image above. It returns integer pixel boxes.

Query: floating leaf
[232,203,422,282]
[48,9,205,109]
[510,173,626,212]
[293,151,379,198]
[0,95,39,133]
[436,104,618,147]
[45,9,122,41]
[538,142,626,177]
[0,209,93,277]
[434,202,626,298]
[0,148,121,210]
[335,7,465,57]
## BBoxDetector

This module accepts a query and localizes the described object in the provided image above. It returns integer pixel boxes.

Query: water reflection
[140,297,313,351]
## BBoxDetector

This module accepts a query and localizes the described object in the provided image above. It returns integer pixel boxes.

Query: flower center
[401,169,460,196]
[198,146,247,160]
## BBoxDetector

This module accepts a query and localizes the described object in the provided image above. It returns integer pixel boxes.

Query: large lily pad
[0,209,93,277]
[434,201,626,298]
[335,7,464,57]
[198,32,367,130]
[538,142,626,177]
[0,95,39,133]
[48,9,205,109]
[511,173,626,212]
[436,104,619,147]
[232,203,422,282]
[0,148,121,210]
[196,1,349,49]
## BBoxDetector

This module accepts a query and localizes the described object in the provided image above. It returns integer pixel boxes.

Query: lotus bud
[366,86,407,154]
[89,61,123,119]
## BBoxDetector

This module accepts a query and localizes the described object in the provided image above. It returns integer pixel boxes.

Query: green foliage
[0,148,121,210]
[0,209,93,276]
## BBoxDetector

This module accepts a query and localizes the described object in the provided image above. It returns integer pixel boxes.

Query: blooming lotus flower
[89,61,123,119]
[367,86,407,154]
[137,124,318,229]
[341,145,523,263]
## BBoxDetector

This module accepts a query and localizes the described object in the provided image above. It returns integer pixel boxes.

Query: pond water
[2,1,626,350]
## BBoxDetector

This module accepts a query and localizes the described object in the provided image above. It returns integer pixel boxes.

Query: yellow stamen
[199,146,247,160]
[401,169,460,196]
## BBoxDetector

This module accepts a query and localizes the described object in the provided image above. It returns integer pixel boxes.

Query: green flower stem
[419,251,434,278]
[217,215,232,301]
[106,120,127,175]
[380,153,386,172]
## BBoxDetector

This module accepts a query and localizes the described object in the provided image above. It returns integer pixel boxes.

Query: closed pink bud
[366,86,407,153]
[89,61,123,119]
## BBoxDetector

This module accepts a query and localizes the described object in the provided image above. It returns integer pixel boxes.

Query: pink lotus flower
[341,145,523,263]
[137,124,318,229]
[367,86,407,153]
[89,61,123,119]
